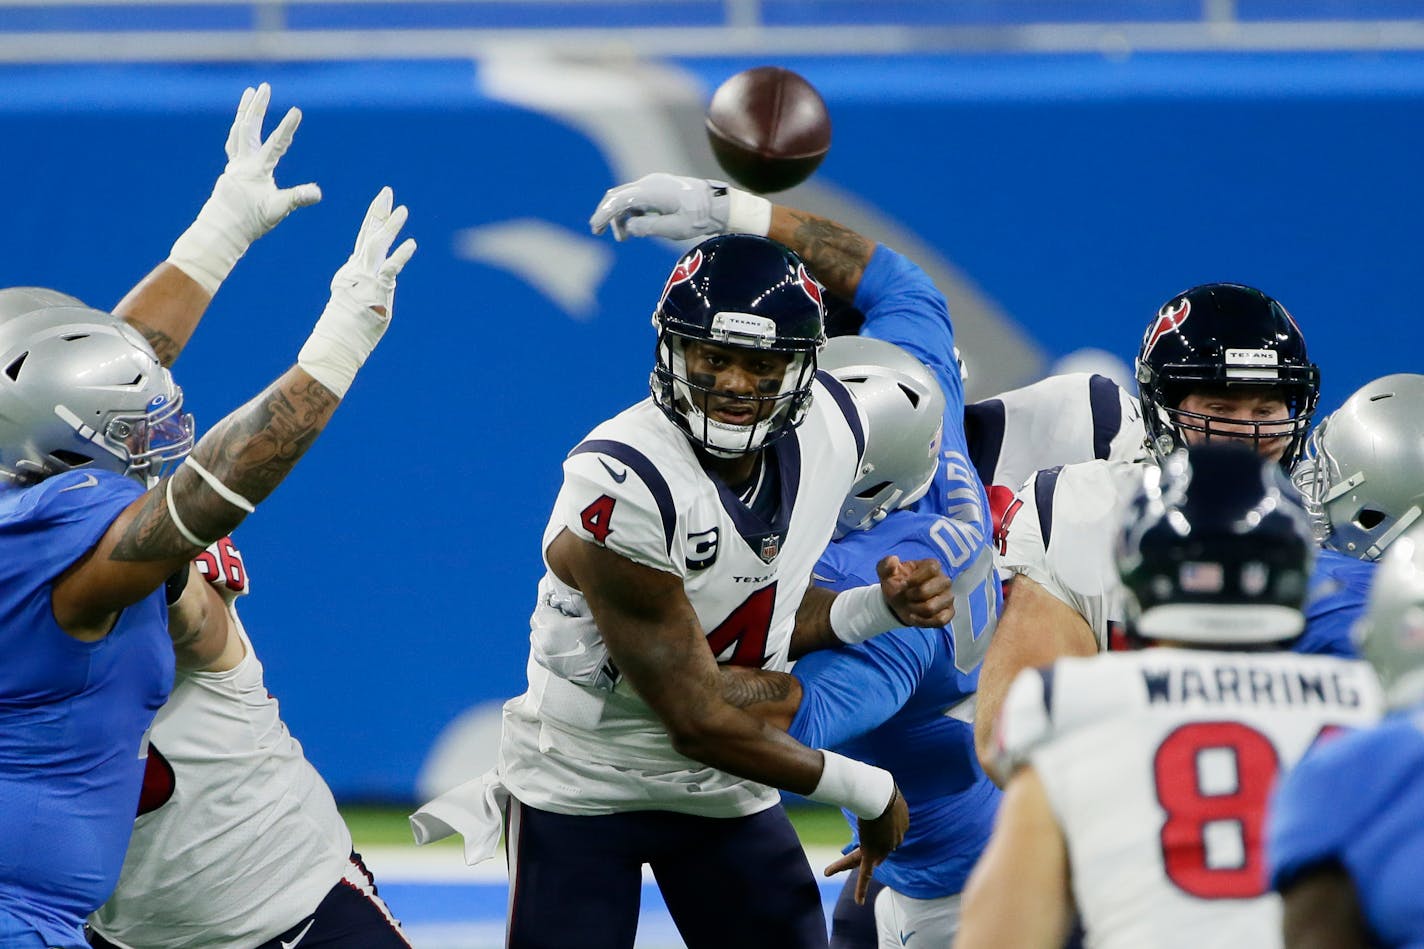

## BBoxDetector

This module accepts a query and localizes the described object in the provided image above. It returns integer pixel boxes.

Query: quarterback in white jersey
[89,538,411,949]
[974,283,1323,772]
[956,446,1383,949]
[414,229,954,949]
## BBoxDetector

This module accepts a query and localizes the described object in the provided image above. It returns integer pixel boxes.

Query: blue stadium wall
[3,52,1421,801]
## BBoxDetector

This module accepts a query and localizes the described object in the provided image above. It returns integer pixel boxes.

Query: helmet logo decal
[659,248,704,307]
[1143,298,1191,358]
[796,263,824,313]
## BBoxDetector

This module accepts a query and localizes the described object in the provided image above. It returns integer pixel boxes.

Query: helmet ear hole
[896,382,922,408]
[4,354,26,381]
[855,480,892,500]
[50,449,92,467]
[1357,509,1387,530]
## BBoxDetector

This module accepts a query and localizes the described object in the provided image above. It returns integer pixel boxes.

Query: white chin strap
[680,400,778,456]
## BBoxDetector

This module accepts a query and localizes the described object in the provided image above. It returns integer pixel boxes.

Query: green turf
[341,803,853,851]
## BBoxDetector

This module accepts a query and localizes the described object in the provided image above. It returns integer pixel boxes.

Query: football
[705,66,832,194]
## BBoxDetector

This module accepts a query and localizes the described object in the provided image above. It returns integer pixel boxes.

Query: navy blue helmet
[651,234,826,456]
[1135,283,1319,469]
[1116,443,1315,647]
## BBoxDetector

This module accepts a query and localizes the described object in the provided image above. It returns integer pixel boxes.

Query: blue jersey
[0,470,173,948]
[785,244,1000,898]
[855,245,992,548]
[793,510,1002,897]
[1268,704,1424,948]
[1299,548,1373,658]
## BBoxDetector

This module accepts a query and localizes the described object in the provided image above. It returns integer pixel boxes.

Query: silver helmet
[820,336,945,538]
[1292,373,1424,561]
[0,303,194,486]
[0,286,85,321]
[1353,522,1424,710]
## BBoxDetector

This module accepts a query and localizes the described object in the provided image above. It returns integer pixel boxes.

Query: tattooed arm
[113,264,213,367]
[719,666,803,731]
[50,187,414,642]
[766,205,875,301]
[51,369,341,639]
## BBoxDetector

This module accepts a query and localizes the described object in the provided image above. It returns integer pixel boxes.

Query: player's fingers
[374,203,410,252]
[281,182,322,211]
[909,569,953,601]
[905,557,947,582]
[225,86,256,159]
[242,82,272,155]
[381,237,418,280]
[259,106,302,169]
[354,186,394,250]
[855,853,880,904]
[904,592,956,628]
[823,849,859,877]
[626,215,691,240]
[588,188,629,234]
[875,555,903,582]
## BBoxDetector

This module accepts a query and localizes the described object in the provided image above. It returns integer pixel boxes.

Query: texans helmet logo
[659,248,704,306]
[1143,298,1191,357]
[797,263,824,313]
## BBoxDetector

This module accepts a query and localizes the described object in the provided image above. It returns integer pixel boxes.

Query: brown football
[705,66,831,194]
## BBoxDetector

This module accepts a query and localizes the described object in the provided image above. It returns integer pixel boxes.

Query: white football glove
[168,83,323,294]
[588,172,771,242]
[297,187,417,398]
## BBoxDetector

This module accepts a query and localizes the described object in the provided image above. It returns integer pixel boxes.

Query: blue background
[3,53,1420,800]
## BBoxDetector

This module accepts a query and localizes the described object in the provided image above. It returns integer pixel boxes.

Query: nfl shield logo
[759,533,780,563]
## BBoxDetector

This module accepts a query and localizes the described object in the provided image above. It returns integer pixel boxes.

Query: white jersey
[90,538,353,949]
[498,375,865,817]
[967,372,1146,500]
[996,458,1146,649]
[996,649,1383,949]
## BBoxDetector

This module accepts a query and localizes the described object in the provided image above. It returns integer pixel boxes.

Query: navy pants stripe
[506,798,828,949]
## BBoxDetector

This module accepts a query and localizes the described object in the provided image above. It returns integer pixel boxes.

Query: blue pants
[506,797,829,949]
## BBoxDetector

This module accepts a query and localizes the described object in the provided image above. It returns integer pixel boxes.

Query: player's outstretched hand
[589,172,770,242]
[296,187,416,398]
[825,787,909,904]
[877,555,955,628]
[168,83,323,294]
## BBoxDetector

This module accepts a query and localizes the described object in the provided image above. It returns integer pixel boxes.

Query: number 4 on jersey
[580,495,616,544]
[706,584,777,667]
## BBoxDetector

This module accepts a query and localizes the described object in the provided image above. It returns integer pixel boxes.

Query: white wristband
[726,188,772,236]
[807,750,896,820]
[829,583,902,645]
[297,326,366,399]
[167,209,248,296]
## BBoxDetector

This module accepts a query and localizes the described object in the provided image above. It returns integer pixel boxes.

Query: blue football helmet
[1116,443,1315,646]
[651,234,826,457]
